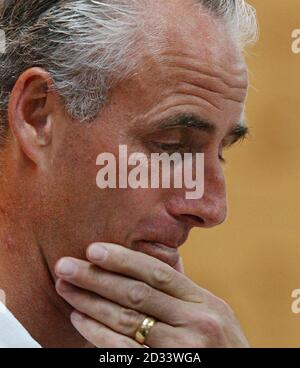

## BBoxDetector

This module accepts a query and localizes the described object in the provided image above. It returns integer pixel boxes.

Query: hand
[55,242,249,348]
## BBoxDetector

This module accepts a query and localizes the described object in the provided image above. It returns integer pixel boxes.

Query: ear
[8,67,55,168]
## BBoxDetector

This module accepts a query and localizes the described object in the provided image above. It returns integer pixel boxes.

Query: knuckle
[128,281,151,308]
[96,303,113,321]
[86,265,102,288]
[196,314,223,339]
[205,315,222,334]
[152,264,174,286]
[118,308,140,330]
[202,315,226,347]
[118,252,131,271]
[214,297,234,316]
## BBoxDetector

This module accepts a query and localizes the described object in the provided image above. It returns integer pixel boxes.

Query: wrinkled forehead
[105,0,249,129]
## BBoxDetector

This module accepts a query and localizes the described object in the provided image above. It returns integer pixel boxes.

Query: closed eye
[155,142,185,152]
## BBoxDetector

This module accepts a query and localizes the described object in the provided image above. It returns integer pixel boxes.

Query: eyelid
[145,127,185,140]
[222,132,247,148]
[154,142,185,151]
[146,129,188,151]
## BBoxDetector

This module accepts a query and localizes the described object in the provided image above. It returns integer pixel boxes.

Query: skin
[0,0,249,347]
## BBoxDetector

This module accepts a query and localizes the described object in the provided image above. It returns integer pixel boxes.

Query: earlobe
[8,68,54,166]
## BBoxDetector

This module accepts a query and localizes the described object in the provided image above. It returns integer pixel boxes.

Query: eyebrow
[155,113,249,145]
[158,113,216,133]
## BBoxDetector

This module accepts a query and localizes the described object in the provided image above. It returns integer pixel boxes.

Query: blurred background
[181,0,300,347]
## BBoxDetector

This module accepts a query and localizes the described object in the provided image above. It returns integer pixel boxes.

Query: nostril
[178,214,205,227]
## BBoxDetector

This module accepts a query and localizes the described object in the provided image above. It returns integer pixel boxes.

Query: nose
[166,158,227,228]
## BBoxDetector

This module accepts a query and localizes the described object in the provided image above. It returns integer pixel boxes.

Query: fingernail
[71,311,84,323]
[56,258,77,276]
[88,244,108,261]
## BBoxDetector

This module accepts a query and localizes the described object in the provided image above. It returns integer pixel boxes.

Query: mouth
[132,240,181,270]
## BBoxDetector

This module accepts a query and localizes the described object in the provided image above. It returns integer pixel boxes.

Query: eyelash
[219,154,226,164]
[155,143,185,152]
[218,147,226,164]
[154,143,226,164]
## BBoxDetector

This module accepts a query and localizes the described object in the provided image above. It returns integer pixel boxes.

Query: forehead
[143,0,245,57]
[127,1,247,96]
[105,1,248,134]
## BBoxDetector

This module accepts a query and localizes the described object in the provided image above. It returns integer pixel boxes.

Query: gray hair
[0,0,257,137]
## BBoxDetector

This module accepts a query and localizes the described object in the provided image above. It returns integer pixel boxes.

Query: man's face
[37,5,248,275]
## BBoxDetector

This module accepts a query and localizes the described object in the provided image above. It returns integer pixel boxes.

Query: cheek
[47,118,165,246]
[51,155,160,243]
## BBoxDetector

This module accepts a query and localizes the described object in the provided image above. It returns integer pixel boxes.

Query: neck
[0,202,89,348]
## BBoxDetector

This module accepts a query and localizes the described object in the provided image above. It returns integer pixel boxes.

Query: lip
[132,240,180,269]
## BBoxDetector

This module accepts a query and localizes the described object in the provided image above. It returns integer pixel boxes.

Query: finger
[55,258,192,325]
[70,310,143,348]
[86,242,204,303]
[56,279,177,347]
[174,256,185,274]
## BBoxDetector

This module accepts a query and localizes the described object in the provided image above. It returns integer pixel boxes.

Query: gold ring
[135,316,156,345]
